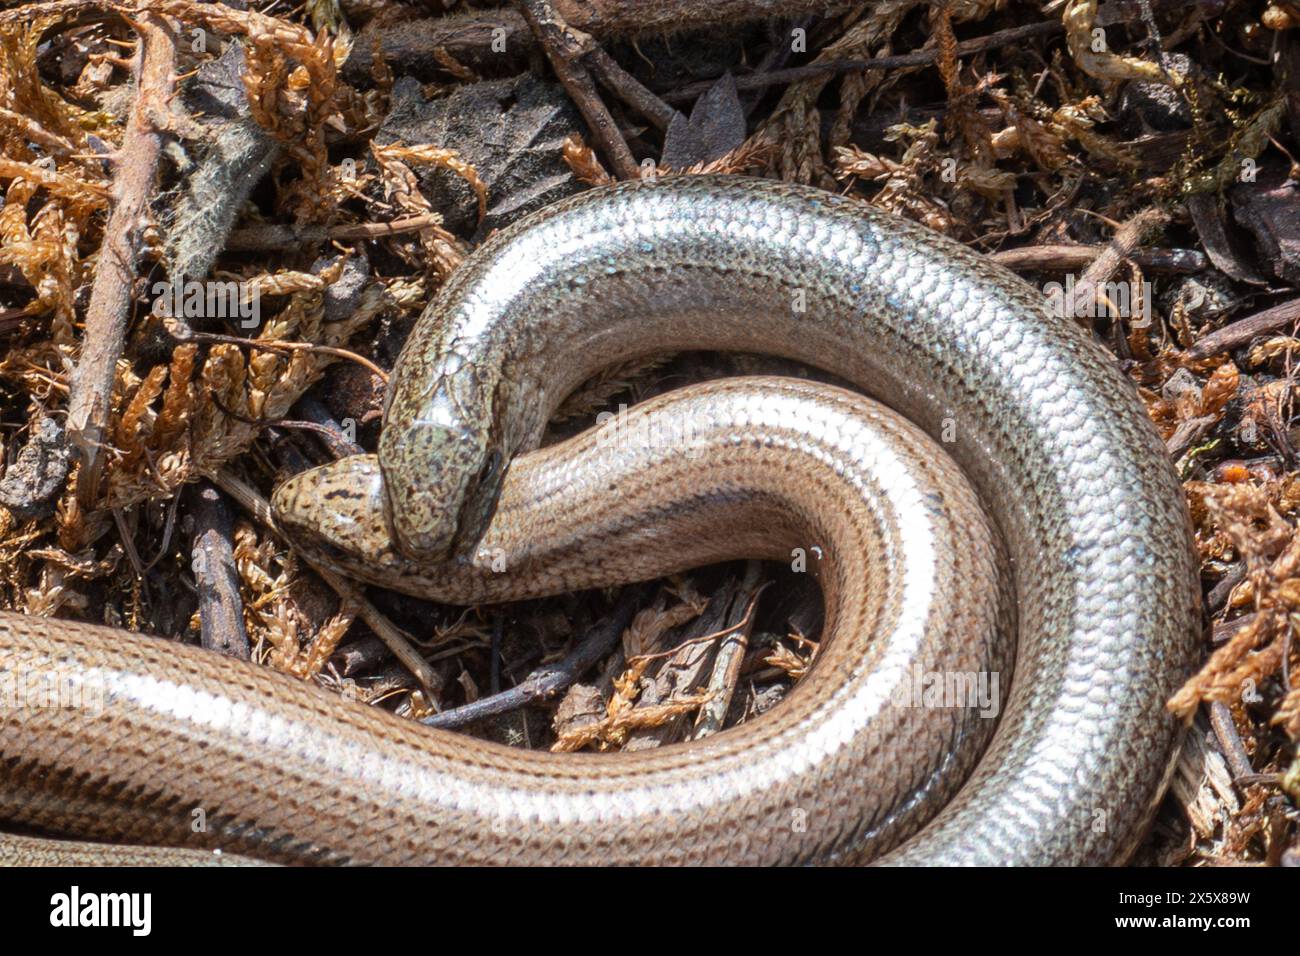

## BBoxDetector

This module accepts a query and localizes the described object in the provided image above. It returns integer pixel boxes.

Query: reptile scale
[0,176,1201,865]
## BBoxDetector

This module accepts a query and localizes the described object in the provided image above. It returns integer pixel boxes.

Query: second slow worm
[0,175,1200,865]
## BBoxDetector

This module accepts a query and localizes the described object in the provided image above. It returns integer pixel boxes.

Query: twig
[0,106,80,157]
[66,10,177,510]
[990,243,1207,274]
[1166,414,1216,460]
[225,213,448,252]
[1208,700,1255,783]
[294,395,365,458]
[624,577,755,748]
[1206,562,1246,611]
[1185,297,1300,361]
[661,0,1207,103]
[513,0,639,179]
[345,1,862,79]
[110,507,146,578]
[165,319,390,384]
[345,0,1215,83]
[1212,612,1254,646]
[420,586,646,730]
[189,481,251,659]
[311,564,441,695]
[1063,208,1169,321]
[664,20,1065,103]
[693,563,765,739]
[554,0,855,34]
[0,0,115,29]
[209,393,362,450]
[585,47,680,131]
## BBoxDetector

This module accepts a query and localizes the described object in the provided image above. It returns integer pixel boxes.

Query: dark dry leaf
[377,74,585,239]
[1230,159,1300,286]
[661,72,745,169]
[313,252,370,325]
[0,417,72,521]
[1117,53,1194,134]
[553,683,606,740]
[162,40,280,283]
[343,9,534,84]
[1186,193,1267,286]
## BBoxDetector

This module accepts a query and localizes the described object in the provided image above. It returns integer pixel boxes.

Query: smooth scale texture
[366,175,1201,863]
[0,176,1200,865]
[6,379,1007,863]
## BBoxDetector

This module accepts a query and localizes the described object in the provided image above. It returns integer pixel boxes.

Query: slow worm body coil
[0,176,1200,865]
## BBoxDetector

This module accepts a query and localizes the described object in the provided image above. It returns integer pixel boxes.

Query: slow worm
[0,176,1201,865]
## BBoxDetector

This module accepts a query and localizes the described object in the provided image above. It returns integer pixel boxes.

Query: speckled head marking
[271,453,515,603]
[377,302,512,560]
[271,455,401,576]
[377,414,507,561]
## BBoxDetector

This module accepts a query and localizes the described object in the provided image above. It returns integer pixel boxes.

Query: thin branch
[513,0,639,180]
[225,213,448,252]
[164,318,390,384]
[664,19,1065,103]
[1063,208,1169,321]
[585,47,680,131]
[1208,701,1255,783]
[207,393,360,452]
[190,481,251,659]
[421,586,646,730]
[294,395,366,458]
[1186,297,1300,361]
[551,0,856,34]
[990,243,1207,274]
[692,564,765,739]
[344,1,862,79]
[66,10,178,509]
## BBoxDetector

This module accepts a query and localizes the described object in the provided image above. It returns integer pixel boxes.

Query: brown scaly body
[1,177,1199,864]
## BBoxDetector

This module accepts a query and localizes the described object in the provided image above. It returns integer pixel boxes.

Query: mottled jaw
[270,455,407,574]
[378,417,491,562]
